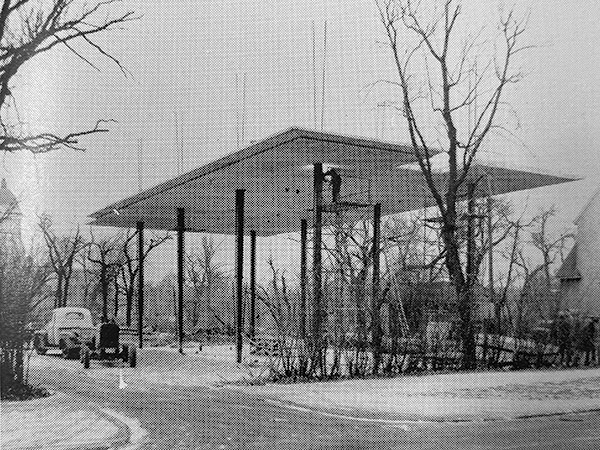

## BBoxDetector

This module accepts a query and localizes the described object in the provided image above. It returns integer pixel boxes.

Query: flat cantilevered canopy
[89,127,578,236]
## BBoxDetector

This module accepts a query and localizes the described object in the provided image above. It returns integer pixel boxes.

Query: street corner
[235,367,600,424]
[0,391,144,450]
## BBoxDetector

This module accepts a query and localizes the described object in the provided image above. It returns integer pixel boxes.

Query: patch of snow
[27,345,600,421]
[1,405,119,449]
[100,408,148,449]
[244,368,600,420]
[28,344,269,389]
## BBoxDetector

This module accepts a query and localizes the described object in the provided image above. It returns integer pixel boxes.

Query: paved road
[31,362,600,449]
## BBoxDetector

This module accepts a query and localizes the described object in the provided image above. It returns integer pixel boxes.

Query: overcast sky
[4,0,600,280]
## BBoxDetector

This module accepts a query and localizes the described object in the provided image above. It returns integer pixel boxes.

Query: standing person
[324,168,342,204]
[555,312,573,367]
[584,318,597,365]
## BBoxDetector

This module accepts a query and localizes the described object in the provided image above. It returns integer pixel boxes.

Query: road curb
[94,407,131,448]
[99,408,148,449]
[257,395,600,424]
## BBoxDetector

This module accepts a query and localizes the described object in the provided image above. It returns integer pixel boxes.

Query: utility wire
[320,20,327,131]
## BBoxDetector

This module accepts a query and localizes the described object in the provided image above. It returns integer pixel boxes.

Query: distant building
[557,187,600,318]
[0,178,24,255]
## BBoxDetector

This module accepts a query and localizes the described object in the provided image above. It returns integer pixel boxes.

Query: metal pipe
[300,219,308,340]
[372,203,381,373]
[250,230,256,341]
[177,208,185,354]
[136,221,144,349]
[235,189,245,363]
[466,183,476,294]
[486,176,497,333]
[312,164,323,346]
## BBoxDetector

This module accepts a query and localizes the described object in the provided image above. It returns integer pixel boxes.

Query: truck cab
[34,307,96,357]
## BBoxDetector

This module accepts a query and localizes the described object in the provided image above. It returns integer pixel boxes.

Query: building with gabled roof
[557,187,600,318]
[0,178,24,255]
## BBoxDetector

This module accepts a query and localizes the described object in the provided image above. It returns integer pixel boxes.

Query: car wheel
[129,347,137,368]
[121,345,129,363]
[82,348,90,369]
[34,336,47,355]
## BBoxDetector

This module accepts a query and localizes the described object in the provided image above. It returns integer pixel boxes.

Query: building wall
[0,203,24,255]
[566,192,600,317]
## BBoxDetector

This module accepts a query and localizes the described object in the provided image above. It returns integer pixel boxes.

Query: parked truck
[33,307,96,358]
[33,307,137,367]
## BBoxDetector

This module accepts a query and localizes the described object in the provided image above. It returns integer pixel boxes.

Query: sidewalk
[242,366,600,422]
[1,392,142,450]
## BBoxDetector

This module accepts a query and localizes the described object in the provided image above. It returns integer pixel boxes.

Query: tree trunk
[55,276,63,308]
[441,218,476,370]
[63,277,70,308]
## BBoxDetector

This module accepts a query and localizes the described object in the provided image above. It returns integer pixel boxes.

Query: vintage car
[33,307,136,367]
[33,307,96,358]
[80,320,136,368]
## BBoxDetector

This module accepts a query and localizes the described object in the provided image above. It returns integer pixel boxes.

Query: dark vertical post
[312,164,323,348]
[300,218,308,340]
[177,208,185,354]
[235,189,245,363]
[487,193,498,332]
[465,182,476,368]
[101,265,108,322]
[466,183,476,299]
[371,203,381,373]
[136,221,144,349]
[250,230,256,341]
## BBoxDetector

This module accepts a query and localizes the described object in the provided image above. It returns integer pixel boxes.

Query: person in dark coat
[584,318,597,365]
[324,168,342,204]
[555,312,573,366]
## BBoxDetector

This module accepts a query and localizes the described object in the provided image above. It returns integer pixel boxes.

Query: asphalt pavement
[21,362,600,450]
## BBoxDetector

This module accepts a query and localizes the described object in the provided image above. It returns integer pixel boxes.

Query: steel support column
[371,204,381,373]
[136,221,144,349]
[312,164,323,346]
[177,208,185,354]
[250,230,256,341]
[235,189,245,363]
[464,183,477,369]
[466,183,476,304]
[300,218,308,340]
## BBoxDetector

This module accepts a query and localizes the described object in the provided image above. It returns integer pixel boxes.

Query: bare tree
[119,229,170,327]
[495,206,572,338]
[0,249,52,396]
[87,231,124,321]
[0,0,136,153]
[185,237,228,332]
[377,0,529,368]
[529,207,572,294]
[513,208,572,329]
[39,215,88,308]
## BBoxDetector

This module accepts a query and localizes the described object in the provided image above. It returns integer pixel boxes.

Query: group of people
[554,312,598,366]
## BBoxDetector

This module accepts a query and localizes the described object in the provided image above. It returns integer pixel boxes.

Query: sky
[3,0,600,281]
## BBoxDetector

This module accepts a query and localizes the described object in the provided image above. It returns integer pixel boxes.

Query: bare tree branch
[1,0,137,154]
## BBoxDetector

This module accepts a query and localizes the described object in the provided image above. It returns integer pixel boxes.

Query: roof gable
[574,185,600,225]
[556,245,581,280]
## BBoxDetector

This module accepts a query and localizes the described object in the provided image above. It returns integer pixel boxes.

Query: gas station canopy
[89,127,578,236]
